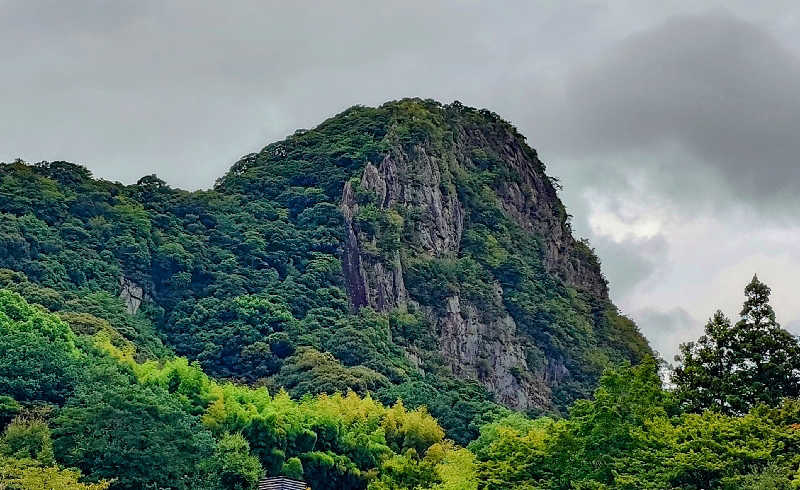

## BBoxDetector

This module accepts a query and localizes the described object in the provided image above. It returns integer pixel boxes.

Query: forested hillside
[0,99,649,438]
[1,99,798,488]
[1,285,797,489]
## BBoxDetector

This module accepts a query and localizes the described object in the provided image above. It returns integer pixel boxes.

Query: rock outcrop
[119,277,146,315]
[340,114,609,410]
[342,146,463,311]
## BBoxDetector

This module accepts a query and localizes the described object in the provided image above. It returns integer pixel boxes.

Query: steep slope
[218,98,651,411]
[336,107,608,410]
[0,98,650,441]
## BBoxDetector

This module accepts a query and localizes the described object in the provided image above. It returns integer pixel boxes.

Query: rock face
[342,145,463,311]
[119,277,146,315]
[340,115,609,411]
[341,172,409,312]
[437,295,553,409]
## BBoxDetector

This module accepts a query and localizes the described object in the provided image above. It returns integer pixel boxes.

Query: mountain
[0,98,650,442]
[3,98,796,490]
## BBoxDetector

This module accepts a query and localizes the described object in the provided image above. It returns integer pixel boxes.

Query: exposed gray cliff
[340,119,607,411]
[452,124,608,299]
[119,276,146,315]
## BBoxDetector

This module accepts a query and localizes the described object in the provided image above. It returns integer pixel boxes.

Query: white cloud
[586,191,666,243]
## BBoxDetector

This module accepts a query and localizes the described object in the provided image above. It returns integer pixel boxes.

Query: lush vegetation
[470,358,800,489]
[0,290,467,489]
[0,99,650,441]
[1,99,798,488]
[1,279,798,488]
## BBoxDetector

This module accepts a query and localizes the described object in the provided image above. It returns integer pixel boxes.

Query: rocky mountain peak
[331,99,628,410]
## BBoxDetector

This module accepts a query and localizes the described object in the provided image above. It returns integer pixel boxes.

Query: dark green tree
[0,290,80,405]
[0,396,21,429]
[673,275,800,414]
[672,310,736,413]
[546,356,673,487]
[203,433,262,490]
[53,362,218,490]
[730,276,800,410]
[0,417,55,464]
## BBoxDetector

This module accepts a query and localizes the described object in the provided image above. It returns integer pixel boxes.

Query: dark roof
[257,477,308,490]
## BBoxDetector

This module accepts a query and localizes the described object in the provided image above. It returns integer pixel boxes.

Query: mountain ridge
[215,98,649,410]
[0,97,650,439]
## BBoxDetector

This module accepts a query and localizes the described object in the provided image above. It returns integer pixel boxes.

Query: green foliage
[429,444,479,490]
[281,456,304,480]
[468,359,671,488]
[608,406,800,489]
[0,397,21,429]
[94,312,452,490]
[167,294,297,380]
[546,357,674,486]
[53,368,218,489]
[673,276,800,414]
[377,377,509,446]
[1,103,800,490]
[0,290,80,404]
[0,270,169,360]
[0,418,55,465]
[354,205,404,261]
[367,441,478,490]
[0,414,109,489]
[205,433,263,490]
[325,308,410,381]
[0,457,111,489]
[273,347,390,397]
[404,256,500,317]
[0,99,651,441]
[737,463,796,490]
[470,359,800,489]
[470,416,554,489]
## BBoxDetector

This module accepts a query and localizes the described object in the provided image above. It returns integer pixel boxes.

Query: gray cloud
[0,1,498,187]
[2,3,798,210]
[0,1,569,188]
[592,235,668,298]
[634,307,697,362]
[553,11,800,211]
[554,175,669,299]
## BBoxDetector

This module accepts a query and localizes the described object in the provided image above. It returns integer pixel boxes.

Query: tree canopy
[673,275,800,414]
[0,286,798,488]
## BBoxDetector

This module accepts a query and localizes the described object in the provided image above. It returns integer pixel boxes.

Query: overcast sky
[2,0,798,360]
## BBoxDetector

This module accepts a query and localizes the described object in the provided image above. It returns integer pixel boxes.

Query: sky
[1,0,798,360]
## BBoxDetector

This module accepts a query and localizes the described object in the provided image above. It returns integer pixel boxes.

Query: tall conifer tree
[673,276,800,414]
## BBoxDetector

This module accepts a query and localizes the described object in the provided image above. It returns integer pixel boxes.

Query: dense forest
[0,99,798,488]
